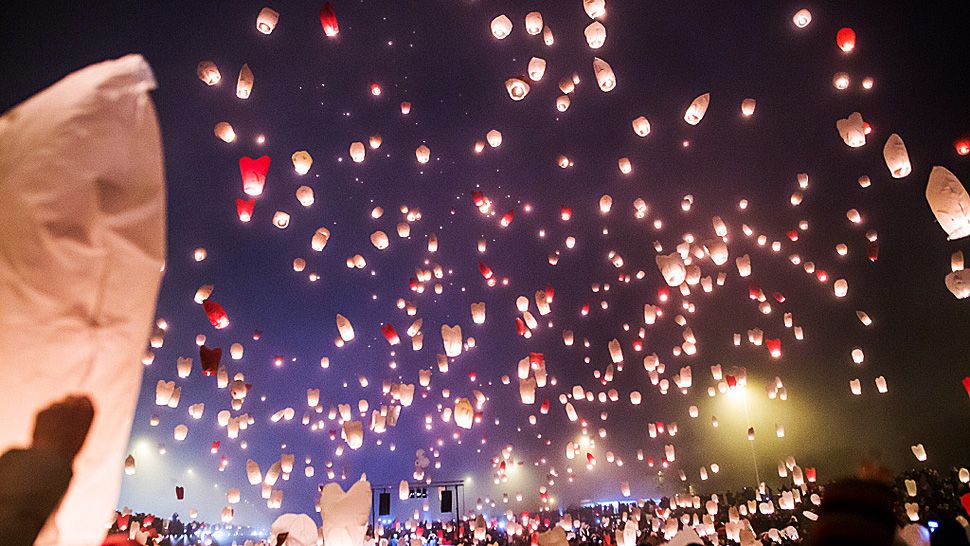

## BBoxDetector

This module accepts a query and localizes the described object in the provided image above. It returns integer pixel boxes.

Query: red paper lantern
[202,299,229,329]
[479,261,493,279]
[560,206,572,221]
[955,139,970,156]
[380,324,401,345]
[867,240,879,262]
[175,486,184,500]
[236,197,255,222]
[766,338,782,358]
[500,209,514,227]
[836,27,856,52]
[319,2,339,37]
[238,155,270,197]
[200,345,222,376]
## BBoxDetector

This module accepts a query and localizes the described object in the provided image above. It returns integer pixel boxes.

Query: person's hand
[31,394,95,461]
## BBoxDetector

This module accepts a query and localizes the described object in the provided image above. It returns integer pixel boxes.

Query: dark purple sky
[2,0,969,530]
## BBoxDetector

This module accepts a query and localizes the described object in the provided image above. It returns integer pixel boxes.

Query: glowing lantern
[336,314,355,342]
[741,98,756,117]
[556,95,570,111]
[834,279,848,297]
[656,253,687,286]
[236,64,254,99]
[349,142,365,162]
[203,300,229,329]
[592,57,616,92]
[454,398,474,429]
[884,133,912,178]
[832,72,850,90]
[416,145,431,164]
[952,251,965,272]
[955,139,970,156]
[319,2,339,37]
[197,61,221,85]
[506,78,530,101]
[295,185,315,207]
[214,122,236,143]
[519,378,537,404]
[342,421,363,449]
[684,93,710,125]
[486,129,503,148]
[585,22,606,49]
[911,444,927,462]
[836,27,856,52]
[632,116,651,137]
[525,12,543,35]
[945,270,970,299]
[272,211,290,229]
[792,9,812,28]
[528,57,546,81]
[875,376,888,393]
[381,324,401,346]
[256,7,279,34]
[312,227,331,251]
[736,254,751,277]
[370,82,382,96]
[442,324,462,357]
[836,112,866,148]
[124,455,136,475]
[600,194,613,213]
[766,338,782,359]
[292,151,313,175]
[618,157,632,174]
[229,343,244,360]
[401,101,412,114]
[583,0,606,19]
[543,25,554,45]
[174,424,188,441]
[239,155,271,196]
[471,302,486,324]
[236,198,255,222]
[371,231,389,250]
[851,348,865,364]
[491,15,513,39]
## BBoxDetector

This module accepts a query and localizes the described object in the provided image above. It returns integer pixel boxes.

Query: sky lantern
[946,270,970,299]
[272,211,290,229]
[416,144,431,164]
[837,27,856,52]
[256,7,279,34]
[491,15,512,39]
[617,157,632,174]
[348,141,367,163]
[834,279,849,297]
[592,57,616,92]
[236,64,254,99]
[296,185,314,206]
[766,338,781,358]
[214,122,236,143]
[319,2,339,37]
[400,101,412,114]
[525,12,543,35]
[951,250,965,272]
[336,313,355,342]
[442,324,463,357]
[486,129,503,147]
[311,227,331,251]
[583,0,606,19]
[837,112,866,147]
[684,93,710,125]
[454,398,474,429]
[230,342,244,360]
[883,133,912,178]
[656,253,687,286]
[792,9,812,28]
[173,424,188,441]
[370,230,389,250]
[342,421,363,449]
[632,116,651,137]
[200,345,221,376]
[506,77,531,101]
[556,95,570,112]
[926,166,970,240]
[741,98,756,117]
[381,324,401,345]
[955,139,970,156]
[542,25,554,45]
[291,150,313,175]
[203,300,229,329]
[528,57,546,81]
[599,194,613,213]
[736,254,752,277]
[471,302,486,324]
[239,155,270,196]
[584,22,606,49]
[197,60,221,85]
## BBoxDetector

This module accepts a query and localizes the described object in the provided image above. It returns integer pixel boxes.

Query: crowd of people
[102,467,970,546]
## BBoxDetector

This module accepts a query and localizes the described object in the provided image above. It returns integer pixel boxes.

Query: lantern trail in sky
[3,0,967,531]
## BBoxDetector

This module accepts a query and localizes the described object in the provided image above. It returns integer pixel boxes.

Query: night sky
[2,0,970,531]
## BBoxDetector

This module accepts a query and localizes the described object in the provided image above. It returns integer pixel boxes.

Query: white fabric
[270,513,319,546]
[0,54,166,546]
